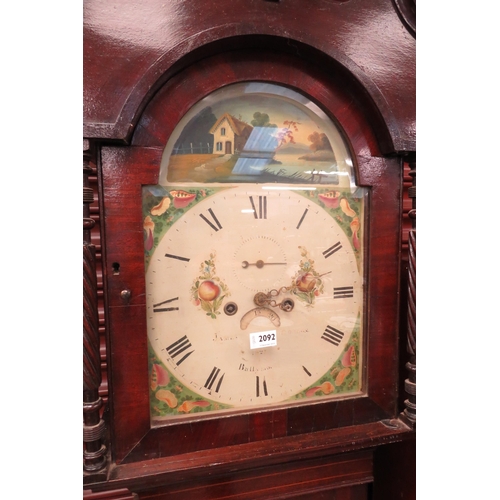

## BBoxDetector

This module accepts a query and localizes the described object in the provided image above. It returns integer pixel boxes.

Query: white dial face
[144,184,365,423]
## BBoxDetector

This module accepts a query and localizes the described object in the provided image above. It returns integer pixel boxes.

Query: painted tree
[173,106,217,154]
[251,112,277,128]
[277,120,300,147]
[307,131,333,152]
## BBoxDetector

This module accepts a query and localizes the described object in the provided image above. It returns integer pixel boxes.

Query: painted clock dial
[142,81,367,425]
[144,184,366,424]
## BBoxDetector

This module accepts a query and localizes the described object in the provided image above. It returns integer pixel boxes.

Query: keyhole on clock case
[112,262,120,275]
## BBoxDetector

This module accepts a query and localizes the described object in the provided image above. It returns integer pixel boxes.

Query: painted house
[209,113,253,155]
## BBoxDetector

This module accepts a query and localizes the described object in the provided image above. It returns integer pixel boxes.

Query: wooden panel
[84,488,137,500]
[373,437,416,500]
[99,147,161,462]
[291,484,369,500]
[135,451,373,500]
[95,421,411,495]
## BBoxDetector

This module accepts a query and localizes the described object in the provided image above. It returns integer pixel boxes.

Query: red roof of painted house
[209,113,253,136]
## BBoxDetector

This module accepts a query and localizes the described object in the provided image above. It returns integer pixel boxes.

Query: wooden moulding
[99,420,413,496]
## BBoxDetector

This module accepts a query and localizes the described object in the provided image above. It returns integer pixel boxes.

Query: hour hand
[241,260,286,269]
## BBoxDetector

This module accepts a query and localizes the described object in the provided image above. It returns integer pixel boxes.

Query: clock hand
[241,260,287,269]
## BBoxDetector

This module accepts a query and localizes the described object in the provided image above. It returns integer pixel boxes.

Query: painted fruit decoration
[190,253,230,318]
[295,272,318,292]
[319,191,341,208]
[291,247,325,305]
[170,190,196,208]
[198,280,220,301]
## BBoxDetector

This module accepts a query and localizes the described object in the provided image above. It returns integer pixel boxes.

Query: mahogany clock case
[98,47,404,465]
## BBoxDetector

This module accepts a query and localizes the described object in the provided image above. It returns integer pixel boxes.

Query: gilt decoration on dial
[142,82,367,425]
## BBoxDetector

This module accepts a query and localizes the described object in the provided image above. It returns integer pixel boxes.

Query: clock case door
[99,48,405,468]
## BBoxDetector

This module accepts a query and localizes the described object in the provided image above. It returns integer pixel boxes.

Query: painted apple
[295,272,317,292]
[198,280,220,301]
[318,191,340,209]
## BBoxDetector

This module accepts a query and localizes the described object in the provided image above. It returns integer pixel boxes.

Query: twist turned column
[83,142,107,471]
[403,157,416,427]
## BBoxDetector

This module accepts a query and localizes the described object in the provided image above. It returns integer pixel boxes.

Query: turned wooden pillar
[83,140,107,471]
[403,156,416,427]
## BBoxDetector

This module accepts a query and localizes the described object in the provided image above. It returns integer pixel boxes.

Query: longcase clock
[83,1,416,498]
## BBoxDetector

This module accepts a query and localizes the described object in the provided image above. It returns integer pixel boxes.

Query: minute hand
[241,260,286,269]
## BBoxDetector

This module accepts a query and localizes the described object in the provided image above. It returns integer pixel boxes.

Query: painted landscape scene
[160,83,354,186]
